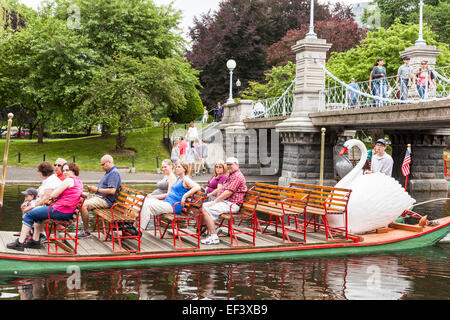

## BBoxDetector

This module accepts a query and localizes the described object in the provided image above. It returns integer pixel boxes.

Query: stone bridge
[218,37,450,192]
[309,100,450,130]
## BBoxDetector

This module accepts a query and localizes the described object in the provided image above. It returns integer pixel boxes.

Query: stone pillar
[389,129,449,192]
[400,44,441,99]
[400,44,441,72]
[275,37,332,186]
[220,100,282,176]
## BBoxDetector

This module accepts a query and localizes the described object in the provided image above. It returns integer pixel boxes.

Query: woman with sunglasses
[130,161,201,234]
[205,160,228,201]
[7,162,84,251]
[54,158,67,181]
[415,60,435,99]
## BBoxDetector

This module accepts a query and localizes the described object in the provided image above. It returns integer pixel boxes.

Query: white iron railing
[317,62,450,111]
[249,79,295,118]
[245,63,450,118]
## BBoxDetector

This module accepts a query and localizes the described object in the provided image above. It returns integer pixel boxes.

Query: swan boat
[0,214,448,275]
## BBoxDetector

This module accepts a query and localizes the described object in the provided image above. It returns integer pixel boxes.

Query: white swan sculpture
[327,139,416,234]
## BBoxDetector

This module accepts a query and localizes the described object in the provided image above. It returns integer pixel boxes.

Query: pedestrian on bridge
[347,78,360,108]
[396,56,414,102]
[370,59,388,107]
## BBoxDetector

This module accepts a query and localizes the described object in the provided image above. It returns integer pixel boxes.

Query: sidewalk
[1,166,279,185]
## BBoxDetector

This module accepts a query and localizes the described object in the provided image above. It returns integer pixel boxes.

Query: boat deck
[0,223,352,258]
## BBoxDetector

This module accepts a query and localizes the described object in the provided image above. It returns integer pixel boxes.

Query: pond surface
[0,186,448,300]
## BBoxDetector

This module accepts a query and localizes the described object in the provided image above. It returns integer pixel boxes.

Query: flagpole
[404,144,411,191]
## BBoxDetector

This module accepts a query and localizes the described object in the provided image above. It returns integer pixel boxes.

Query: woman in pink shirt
[205,160,228,200]
[415,60,433,99]
[7,162,84,251]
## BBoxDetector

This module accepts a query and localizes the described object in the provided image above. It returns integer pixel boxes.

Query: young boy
[16,188,46,242]
[20,188,38,217]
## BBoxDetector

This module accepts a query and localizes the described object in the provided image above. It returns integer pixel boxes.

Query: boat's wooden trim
[388,222,423,233]
[0,216,448,263]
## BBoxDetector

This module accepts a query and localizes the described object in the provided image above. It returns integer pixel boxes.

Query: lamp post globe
[226,59,237,104]
[226,59,236,71]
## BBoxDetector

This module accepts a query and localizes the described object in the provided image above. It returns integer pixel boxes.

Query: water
[0,186,448,300]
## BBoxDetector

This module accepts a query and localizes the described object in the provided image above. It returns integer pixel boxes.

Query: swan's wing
[345,173,415,234]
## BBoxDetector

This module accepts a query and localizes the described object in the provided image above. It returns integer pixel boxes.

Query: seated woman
[205,160,228,201]
[151,159,177,198]
[132,161,201,233]
[7,162,84,251]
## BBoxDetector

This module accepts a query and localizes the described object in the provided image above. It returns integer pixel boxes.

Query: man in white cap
[366,138,393,176]
[201,156,247,245]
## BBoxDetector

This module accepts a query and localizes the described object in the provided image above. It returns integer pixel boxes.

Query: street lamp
[226,59,236,104]
[415,0,426,46]
[305,0,317,39]
[236,78,241,88]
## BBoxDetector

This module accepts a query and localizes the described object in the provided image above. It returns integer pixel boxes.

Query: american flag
[401,148,411,177]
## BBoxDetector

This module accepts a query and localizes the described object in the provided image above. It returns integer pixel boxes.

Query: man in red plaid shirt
[201,157,247,245]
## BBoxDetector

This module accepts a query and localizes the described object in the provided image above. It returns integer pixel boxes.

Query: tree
[326,21,450,83]
[81,54,201,151]
[52,0,185,65]
[0,14,96,142]
[267,19,367,67]
[240,61,296,100]
[187,0,356,108]
[362,0,448,44]
[187,0,270,109]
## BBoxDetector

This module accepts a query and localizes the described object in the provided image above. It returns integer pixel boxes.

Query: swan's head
[339,139,367,156]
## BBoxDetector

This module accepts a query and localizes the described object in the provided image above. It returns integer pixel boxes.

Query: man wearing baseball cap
[366,138,393,176]
[201,156,247,245]
[396,56,414,102]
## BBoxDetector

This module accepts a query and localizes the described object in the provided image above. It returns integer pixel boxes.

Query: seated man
[365,138,393,177]
[201,157,247,245]
[78,154,122,238]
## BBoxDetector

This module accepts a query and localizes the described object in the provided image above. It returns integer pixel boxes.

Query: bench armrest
[47,197,85,220]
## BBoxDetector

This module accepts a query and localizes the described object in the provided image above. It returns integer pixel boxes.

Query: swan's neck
[336,140,368,188]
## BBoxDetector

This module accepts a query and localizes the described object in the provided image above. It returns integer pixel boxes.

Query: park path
[0,166,278,185]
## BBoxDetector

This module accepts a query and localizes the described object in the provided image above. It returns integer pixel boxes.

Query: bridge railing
[319,63,450,111]
[248,79,295,119]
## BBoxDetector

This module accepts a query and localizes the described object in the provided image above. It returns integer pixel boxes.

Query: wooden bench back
[181,191,206,216]
[289,182,351,212]
[113,186,146,220]
[238,189,260,215]
[253,183,308,211]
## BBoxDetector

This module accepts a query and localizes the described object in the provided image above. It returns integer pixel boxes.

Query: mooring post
[0,113,14,206]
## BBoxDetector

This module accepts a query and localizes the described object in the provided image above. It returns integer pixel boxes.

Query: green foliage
[51,0,185,65]
[0,12,96,141]
[326,21,450,83]
[362,0,448,44]
[240,61,296,100]
[80,54,201,150]
[168,90,203,123]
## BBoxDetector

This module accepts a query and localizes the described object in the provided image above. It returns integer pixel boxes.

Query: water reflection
[0,245,448,300]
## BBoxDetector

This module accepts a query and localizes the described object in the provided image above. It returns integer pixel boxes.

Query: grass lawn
[0,126,171,172]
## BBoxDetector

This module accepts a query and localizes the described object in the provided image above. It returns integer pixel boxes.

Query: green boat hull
[1,223,448,276]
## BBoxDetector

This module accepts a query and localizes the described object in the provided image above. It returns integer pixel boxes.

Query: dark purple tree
[186,0,355,108]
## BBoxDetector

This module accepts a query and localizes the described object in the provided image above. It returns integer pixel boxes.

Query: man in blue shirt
[79,154,122,238]
[347,78,360,108]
